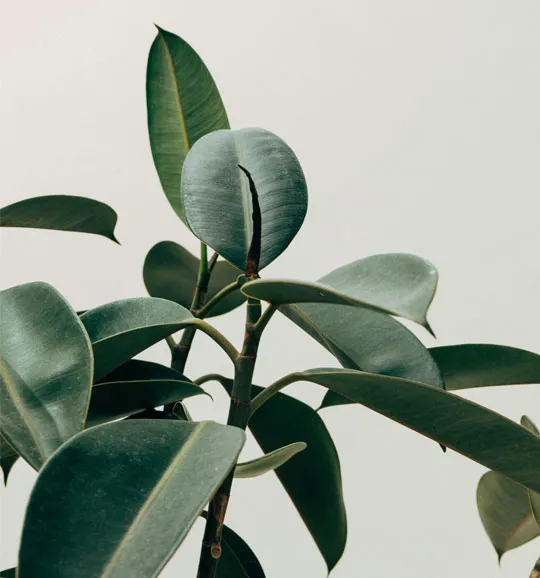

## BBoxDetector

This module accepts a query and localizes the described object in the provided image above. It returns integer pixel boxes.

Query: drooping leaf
[80,298,194,381]
[201,513,266,578]
[146,26,229,223]
[281,303,444,410]
[87,360,206,426]
[0,282,93,470]
[248,384,346,572]
[1,435,18,484]
[0,195,119,242]
[477,471,540,560]
[143,241,245,316]
[521,416,540,527]
[430,344,540,390]
[234,442,307,478]
[18,420,245,578]
[181,128,308,270]
[288,368,540,492]
[243,253,437,331]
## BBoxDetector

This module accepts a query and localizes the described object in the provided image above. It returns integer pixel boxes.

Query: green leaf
[282,303,444,410]
[430,344,540,390]
[530,557,540,578]
[80,297,194,381]
[1,195,119,242]
[477,471,540,560]
[248,384,346,572]
[0,282,93,470]
[18,420,245,578]
[181,128,308,271]
[243,253,437,331]
[234,442,307,478]
[143,241,245,316]
[87,360,206,427]
[201,513,266,578]
[146,26,229,223]
[0,569,16,578]
[1,435,18,484]
[522,415,540,436]
[292,368,540,492]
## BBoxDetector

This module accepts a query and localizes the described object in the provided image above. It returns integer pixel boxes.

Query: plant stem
[196,276,245,319]
[196,297,262,578]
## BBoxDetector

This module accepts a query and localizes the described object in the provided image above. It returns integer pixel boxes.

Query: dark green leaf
[143,241,245,316]
[298,368,540,492]
[19,420,245,578]
[181,128,308,270]
[281,303,444,410]
[248,383,346,572]
[1,195,119,242]
[200,513,266,578]
[146,26,229,223]
[87,360,205,427]
[477,471,540,560]
[430,344,540,390]
[0,282,93,470]
[234,442,307,478]
[80,297,194,381]
[243,253,437,330]
[0,569,16,578]
[1,435,18,484]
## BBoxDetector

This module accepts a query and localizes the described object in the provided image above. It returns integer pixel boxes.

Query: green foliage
[2,22,539,578]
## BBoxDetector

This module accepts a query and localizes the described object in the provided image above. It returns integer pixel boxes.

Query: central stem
[196,297,262,578]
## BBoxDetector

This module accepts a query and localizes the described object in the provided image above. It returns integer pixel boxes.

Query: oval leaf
[281,303,444,410]
[234,442,307,478]
[143,241,245,316]
[299,368,540,492]
[88,360,206,427]
[243,253,437,330]
[430,344,540,390]
[18,420,245,578]
[80,297,194,381]
[0,282,93,470]
[477,471,540,560]
[181,128,308,270]
[146,26,229,222]
[1,195,119,242]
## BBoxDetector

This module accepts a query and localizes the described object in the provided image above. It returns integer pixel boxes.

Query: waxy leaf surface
[234,442,307,478]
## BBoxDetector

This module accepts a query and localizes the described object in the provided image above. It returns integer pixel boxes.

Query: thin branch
[250,372,305,413]
[196,276,245,319]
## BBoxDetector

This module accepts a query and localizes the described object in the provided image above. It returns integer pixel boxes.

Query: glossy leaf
[80,297,193,381]
[430,344,540,390]
[243,253,437,330]
[248,383,346,572]
[146,26,229,222]
[181,128,308,270]
[477,471,540,560]
[234,442,307,478]
[18,420,245,578]
[0,282,93,470]
[281,303,444,410]
[88,360,205,426]
[1,434,18,484]
[143,241,245,316]
[294,368,540,492]
[1,195,119,242]
[201,513,266,578]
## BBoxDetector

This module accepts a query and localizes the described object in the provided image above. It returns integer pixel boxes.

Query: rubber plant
[1,25,539,578]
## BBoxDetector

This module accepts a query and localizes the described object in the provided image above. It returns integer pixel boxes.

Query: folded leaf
[18,420,245,578]
[477,471,540,560]
[80,297,194,380]
[243,253,437,330]
[147,26,229,223]
[0,282,93,470]
[234,442,307,478]
[1,195,119,242]
[143,241,245,316]
[430,344,540,390]
[295,368,540,492]
[88,360,206,427]
[281,303,444,410]
[181,128,308,271]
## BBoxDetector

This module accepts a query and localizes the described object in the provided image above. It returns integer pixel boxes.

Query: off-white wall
[1,1,539,576]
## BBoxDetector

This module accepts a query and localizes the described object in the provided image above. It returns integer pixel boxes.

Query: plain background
[1,1,539,576]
